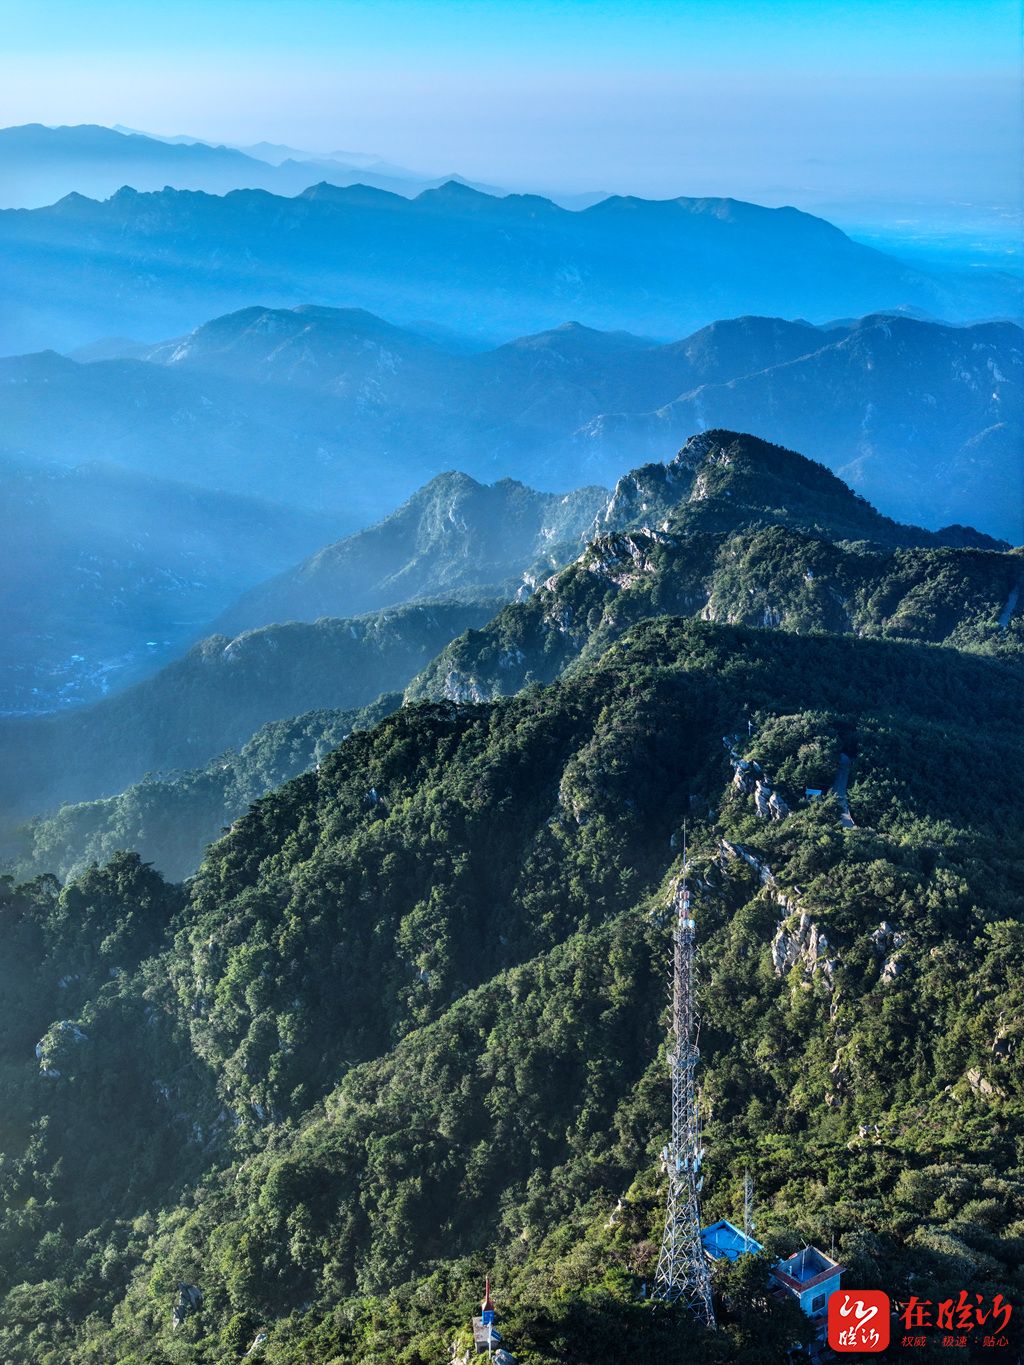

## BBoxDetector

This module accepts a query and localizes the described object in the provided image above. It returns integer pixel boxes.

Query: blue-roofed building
[701,1220,844,1333]
[701,1218,763,1262]
[769,1245,845,1321]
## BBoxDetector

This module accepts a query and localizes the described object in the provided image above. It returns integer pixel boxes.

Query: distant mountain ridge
[0,467,609,815]
[577,314,1023,538]
[1,306,1019,539]
[0,175,1012,357]
[0,123,491,210]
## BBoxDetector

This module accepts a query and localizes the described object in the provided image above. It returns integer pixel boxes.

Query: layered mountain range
[8,431,1020,888]
[15,696,401,885]
[2,111,1022,1365]
[3,307,1020,541]
[0,465,610,821]
[1,177,1016,357]
[0,123,490,210]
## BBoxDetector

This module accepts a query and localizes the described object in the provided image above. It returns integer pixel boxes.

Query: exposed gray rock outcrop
[593,451,694,534]
[719,838,836,987]
[771,912,836,987]
[966,1068,1002,1098]
[35,1019,89,1078]
[439,669,488,704]
[724,740,789,821]
[582,528,674,589]
[880,955,906,982]
[172,1282,202,1330]
[870,920,906,953]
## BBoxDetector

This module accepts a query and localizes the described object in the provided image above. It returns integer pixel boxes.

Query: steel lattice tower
[652,843,716,1328]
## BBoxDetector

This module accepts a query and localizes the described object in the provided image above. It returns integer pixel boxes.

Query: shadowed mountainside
[2,307,1018,539]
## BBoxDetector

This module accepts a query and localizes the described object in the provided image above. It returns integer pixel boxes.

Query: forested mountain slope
[14,430,1018,889]
[0,618,1021,1362]
[411,432,1022,703]
[9,696,400,884]
[0,601,497,824]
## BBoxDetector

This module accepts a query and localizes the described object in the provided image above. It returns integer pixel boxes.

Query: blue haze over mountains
[0,0,1022,1344]
[0,124,1019,358]
[4,305,1020,538]
[0,118,1020,726]
[0,122,505,211]
[2,427,1018,878]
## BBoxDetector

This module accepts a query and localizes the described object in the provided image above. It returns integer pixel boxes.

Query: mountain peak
[596,429,943,548]
[420,178,489,200]
[298,180,402,207]
[216,470,609,636]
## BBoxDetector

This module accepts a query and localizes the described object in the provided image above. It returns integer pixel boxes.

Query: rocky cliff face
[218,472,609,636]
[408,433,1022,706]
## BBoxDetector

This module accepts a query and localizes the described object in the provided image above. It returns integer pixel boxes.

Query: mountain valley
[0,452,335,711]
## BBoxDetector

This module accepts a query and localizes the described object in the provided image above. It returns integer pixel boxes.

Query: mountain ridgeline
[12,696,400,885]
[8,431,1021,891]
[0,122,491,210]
[2,106,1022,1365]
[218,470,611,635]
[0,601,499,825]
[409,432,1021,705]
[0,465,611,823]
[0,178,1015,358]
[3,307,1019,542]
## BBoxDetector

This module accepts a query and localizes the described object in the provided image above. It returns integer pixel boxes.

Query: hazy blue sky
[2,0,1020,229]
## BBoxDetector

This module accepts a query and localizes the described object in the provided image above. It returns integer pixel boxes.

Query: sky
[1,0,1020,234]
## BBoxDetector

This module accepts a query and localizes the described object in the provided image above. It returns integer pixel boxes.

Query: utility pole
[652,831,716,1328]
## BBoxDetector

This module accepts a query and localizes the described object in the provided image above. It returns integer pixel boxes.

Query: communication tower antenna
[743,1168,755,1252]
[652,826,716,1327]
